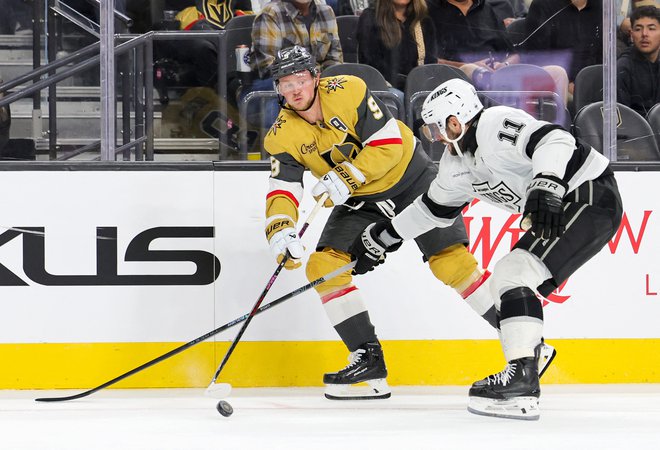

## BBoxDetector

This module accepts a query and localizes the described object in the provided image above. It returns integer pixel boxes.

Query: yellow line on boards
[2,339,659,389]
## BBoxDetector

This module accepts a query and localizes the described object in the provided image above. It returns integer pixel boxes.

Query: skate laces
[343,348,366,370]
[487,363,516,386]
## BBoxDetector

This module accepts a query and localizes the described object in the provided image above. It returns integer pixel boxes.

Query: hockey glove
[349,221,403,275]
[311,162,366,207]
[266,217,304,270]
[523,173,568,240]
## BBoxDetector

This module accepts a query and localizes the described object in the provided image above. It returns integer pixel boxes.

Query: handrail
[0,28,226,160]
[0,33,146,108]
[83,0,133,26]
[52,2,100,37]
[0,42,101,93]
[0,31,224,108]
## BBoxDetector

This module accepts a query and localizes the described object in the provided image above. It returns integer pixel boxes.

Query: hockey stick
[34,259,354,403]
[204,192,329,397]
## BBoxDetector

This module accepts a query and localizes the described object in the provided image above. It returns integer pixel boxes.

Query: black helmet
[271,45,318,81]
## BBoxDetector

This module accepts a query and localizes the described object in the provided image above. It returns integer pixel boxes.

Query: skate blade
[324,378,391,400]
[467,396,540,421]
[538,344,557,378]
[204,382,232,399]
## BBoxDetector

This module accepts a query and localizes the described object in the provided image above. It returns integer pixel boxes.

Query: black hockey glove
[349,221,403,275]
[522,173,568,240]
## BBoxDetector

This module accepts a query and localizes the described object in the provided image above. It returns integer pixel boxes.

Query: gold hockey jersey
[265,75,418,223]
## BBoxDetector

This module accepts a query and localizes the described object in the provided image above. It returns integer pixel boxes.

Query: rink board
[0,169,657,388]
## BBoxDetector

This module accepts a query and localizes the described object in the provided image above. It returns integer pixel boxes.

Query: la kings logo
[471,181,522,213]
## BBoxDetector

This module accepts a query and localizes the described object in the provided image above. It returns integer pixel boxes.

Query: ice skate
[537,340,557,378]
[324,341,391,400]
[468,357,541,420]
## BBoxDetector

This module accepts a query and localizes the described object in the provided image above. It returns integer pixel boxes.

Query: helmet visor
[276,71,315,94]
[420,122,447,143]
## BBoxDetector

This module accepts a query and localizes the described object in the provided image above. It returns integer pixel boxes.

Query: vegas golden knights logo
[199,0,234,29]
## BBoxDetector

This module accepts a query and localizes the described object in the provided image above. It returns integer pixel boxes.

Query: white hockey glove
[349,221,403,275]
[523,174,568,240]
[311,162,366,207]
[265,217,304,270]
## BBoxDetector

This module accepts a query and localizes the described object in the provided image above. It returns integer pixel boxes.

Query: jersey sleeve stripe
[267,189,300,207]
[362,117,402,145]
[365,137,403,147]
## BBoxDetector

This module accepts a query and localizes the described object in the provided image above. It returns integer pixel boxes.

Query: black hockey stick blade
[34,260,355,402]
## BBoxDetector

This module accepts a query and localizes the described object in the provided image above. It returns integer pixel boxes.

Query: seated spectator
[428,0,519,78]
[357,0,437,91]
[251,0,342,80]
[523,0,601,96]
[427,0,565,98]
[246,0,342,126]
[617,6,660,117]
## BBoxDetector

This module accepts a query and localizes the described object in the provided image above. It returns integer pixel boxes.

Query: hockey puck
[216,400,233,417]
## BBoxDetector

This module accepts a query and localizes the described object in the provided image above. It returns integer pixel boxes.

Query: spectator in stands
[617,6,660,117]
[251,0,342,80]
[245,0,342,126]
[357,0,437,91]
[427,0,520,82]
[522,0,601,96]
[427,0,568,103]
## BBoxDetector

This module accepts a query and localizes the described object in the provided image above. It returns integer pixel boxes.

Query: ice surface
[2,385,659,450]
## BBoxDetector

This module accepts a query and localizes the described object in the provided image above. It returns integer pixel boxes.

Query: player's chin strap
[277,79,320,112]
[443,123,468,157]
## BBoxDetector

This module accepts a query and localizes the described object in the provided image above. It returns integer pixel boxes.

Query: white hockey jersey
[392,106,611,240]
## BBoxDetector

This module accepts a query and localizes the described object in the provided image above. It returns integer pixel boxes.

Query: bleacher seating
[404,64,470,159]
[574,101,660,161]
[647,103,660,149]
[487,63,570,128]
[573,65,603,116]
[321,63,404,120]
[336,15,359,63]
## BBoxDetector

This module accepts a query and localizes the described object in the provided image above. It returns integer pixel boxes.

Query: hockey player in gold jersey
[263,46,532,400]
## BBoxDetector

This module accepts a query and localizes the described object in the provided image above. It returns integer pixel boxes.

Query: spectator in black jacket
[357,0,438,91]
[428,0,519,73]
[523,0,601,95]
[617,6,660,116]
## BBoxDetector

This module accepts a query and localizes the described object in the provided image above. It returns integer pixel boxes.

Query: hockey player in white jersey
[350,78,623,420]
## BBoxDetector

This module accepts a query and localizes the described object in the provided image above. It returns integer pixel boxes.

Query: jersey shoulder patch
[264,110,300,156]
[319,75,367,101]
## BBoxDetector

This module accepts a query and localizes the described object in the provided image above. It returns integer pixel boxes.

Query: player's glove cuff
[522,174,569,239]
[265,216,295,242]
[349,221,403,275]
[311,162,366,207]
[526,173,568,198]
